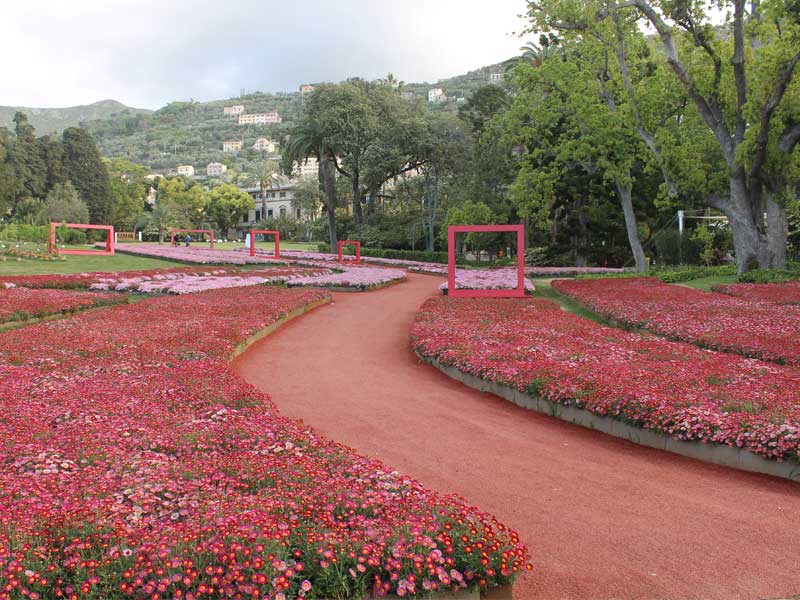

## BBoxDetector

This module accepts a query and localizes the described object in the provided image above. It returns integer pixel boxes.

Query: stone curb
[416,351,800,482]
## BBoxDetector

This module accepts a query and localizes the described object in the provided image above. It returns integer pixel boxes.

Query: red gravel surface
[233,273,800,600]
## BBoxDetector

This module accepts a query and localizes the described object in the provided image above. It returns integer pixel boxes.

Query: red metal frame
[447,224,525,298]
[337,240,361,264]
[170,228,214,248]
[49,222,114,256]
[249,229,280,257]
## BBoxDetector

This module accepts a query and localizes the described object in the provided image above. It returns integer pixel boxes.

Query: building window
[280,207,286,217]
[268,209,273,217]
[296,208,301,218]
[255,210,261,221]
[279,192,286,198]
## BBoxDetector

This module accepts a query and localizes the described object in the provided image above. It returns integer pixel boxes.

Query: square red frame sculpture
[49,222,115,256]
[170,228,214,248]
[337,240,361,264]
[447,224,525,298]
[249,229,280,257]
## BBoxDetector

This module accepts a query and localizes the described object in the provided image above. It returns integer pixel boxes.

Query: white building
[300,84,315,96]
[238,112,282,125]
[489,73,504,83]
[401,91,415,101]
[223,105,245,116]
[252,137,276,152]
[428,88,446,103]
[206,162,227,177]
[293,157,318,179]
[223,140,243,152]
[238,183,315,234]
[176,165,195,177]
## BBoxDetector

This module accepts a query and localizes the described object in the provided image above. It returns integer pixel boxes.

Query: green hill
[29,60,513,173]
[0,99,152,135]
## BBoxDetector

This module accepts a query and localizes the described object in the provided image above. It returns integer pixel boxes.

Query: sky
[1,0,530,110]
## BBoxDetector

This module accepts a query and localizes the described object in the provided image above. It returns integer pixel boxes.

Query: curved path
[234,273,800,600]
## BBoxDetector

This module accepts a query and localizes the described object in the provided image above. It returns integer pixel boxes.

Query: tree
[107,159,147,230]
[155,177,209,228]
[291,177,323,222]
[62,127,113,224]
[43,181,90,224]
[284,104,339,248]
[207,184,254,235]
[457,85,511,135]
[9,113,47,203]
[138,203,178,243]
[528,0,800,272]
[242,160,278,222]
[0,128,20,217]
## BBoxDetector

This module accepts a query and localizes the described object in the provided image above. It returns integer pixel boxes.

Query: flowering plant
[439,268,534,293]
[412,296,800,463]
[0,287,125,323]
[553,277,800,365]
[0,287,529,598]
[713,281,800,305]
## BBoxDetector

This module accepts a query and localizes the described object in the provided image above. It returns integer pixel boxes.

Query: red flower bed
[552,277,800,365]
[0,287,124,324]
[0,287,528,599]
[412,296,800,463]
[713,281,800,305]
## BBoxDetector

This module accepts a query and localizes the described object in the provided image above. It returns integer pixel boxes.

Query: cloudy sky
[2,0,530,110]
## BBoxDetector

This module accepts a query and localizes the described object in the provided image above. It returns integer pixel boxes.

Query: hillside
[66,60,512,173]
[0,99,152,135]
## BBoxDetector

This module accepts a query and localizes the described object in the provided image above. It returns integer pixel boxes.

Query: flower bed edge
[415,351,800,482]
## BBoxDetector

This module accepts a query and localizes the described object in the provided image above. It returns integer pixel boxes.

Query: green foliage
[62,127,113,224]
[0,223,49,243]
[207,184,254,234]
[737,269,800,283]
[43,182,90,224]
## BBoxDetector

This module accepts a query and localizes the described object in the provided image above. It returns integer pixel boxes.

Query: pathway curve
[233,273,800,600]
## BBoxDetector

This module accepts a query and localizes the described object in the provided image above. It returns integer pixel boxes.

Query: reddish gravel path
[233,273,800,600]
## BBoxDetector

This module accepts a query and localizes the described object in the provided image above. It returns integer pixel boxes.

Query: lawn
[0,253,182,275]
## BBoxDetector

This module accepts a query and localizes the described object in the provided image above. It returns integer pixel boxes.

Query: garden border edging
[416,351,800,482]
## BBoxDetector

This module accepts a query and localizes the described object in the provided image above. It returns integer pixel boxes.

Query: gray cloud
[2,0,528,109]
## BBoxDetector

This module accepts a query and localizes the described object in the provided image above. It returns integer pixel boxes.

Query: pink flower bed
[89,268,332,295]
[713,281,800,305]
[0,267,229,290]
[115,244,288,265]
[553,277,800,365]
[412,296,800,462]
[439,268,534,293]
[0,287,529,599]
[287,265,406,290]
[0,287,125,323]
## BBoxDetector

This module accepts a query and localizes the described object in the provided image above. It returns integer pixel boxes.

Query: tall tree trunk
[427,172,439,252]
[260,187,267,224]
[712,176,781,273]
[615,181,647,272]
[766,194,788,270]
[319,148,337,249]
[352,171,363,229]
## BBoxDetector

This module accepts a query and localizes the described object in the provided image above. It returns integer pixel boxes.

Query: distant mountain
[0,99,152,134]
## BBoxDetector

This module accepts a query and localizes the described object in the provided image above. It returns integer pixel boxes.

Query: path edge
[416,351,800,482]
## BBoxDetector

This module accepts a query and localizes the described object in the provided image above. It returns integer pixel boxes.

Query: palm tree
[137,203,177,243]
[284,119,338,248]
[504,34,561,71]
[242,160,278,224]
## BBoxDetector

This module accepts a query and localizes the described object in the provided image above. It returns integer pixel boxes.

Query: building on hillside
[428,88,446,103]
[223,140,243,152]
[401,91,415,101]
[223,105,245,116]
[238,112,282,125]
[252,137,276,152]
[489,73,504,83]
[300,84,315,96]
[236,183,318,235]
[206,162,227,177]
[176,165,195,177]
[292,157,318,179]
[144,173,163,182]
